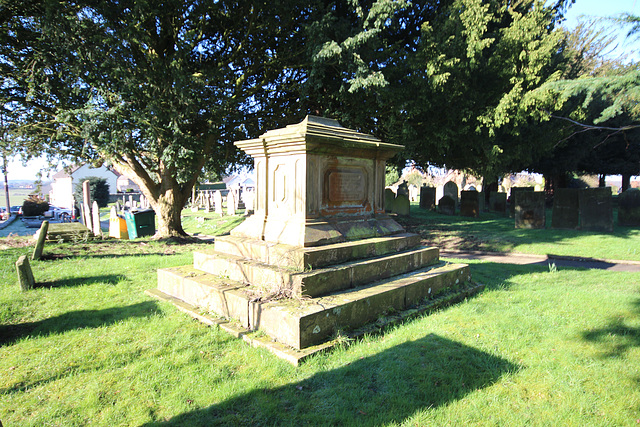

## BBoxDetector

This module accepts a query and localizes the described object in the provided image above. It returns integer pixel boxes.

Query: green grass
[397,204,640,261]
[1,234,639,425]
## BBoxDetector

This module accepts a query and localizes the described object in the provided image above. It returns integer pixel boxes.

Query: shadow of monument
[582,298,640,358]
[142,334,518,426]
[0,301,160,346]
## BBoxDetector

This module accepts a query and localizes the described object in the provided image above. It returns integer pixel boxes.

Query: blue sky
[7,1,640,181]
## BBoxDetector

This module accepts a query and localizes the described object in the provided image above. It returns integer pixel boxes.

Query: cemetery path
[440,250,640,272]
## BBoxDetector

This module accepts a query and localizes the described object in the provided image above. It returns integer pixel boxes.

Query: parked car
[43,206,74,222]
[10,205,22,215]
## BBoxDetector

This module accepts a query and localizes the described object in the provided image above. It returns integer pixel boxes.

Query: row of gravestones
[191,190,256,215]
[417,184,640,230]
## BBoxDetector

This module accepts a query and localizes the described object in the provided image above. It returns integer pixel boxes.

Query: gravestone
[204,196,211,213]
[509,187,534,216]
[243,190,255,213]
[32,220,49,260]
[443,181,458,205]
[460,191,480,217]
[214,191,223,215]
[419,186,436,210]
[618,188,640,226]
[439,195,456,215]
[384,188,396,213]
[397,181,409,197]
[227,191,236,216]
[394,194,410,216]
[92,201,102,237]
[579,187,613,232]
[16,255,35,291]
[551,188,579,229]
[489,191,507,213]
[515,191,545,229]
[82,180,93,232]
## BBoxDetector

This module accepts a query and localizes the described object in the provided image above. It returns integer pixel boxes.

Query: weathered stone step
[212,232,421,270]
[157,261,471,350]
[255,262,471,349]
[193,245,440,298]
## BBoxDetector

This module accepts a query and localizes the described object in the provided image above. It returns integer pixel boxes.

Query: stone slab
[489,192,507,213]
[16,255,36,291]
[460,191,480,217]
[193,245,440,298]
[552,188,579,229]
[419,186,436,210]
[255,262,471,349]
[213,233,421,270]
[515,191,545,229]
[579,187,613,232]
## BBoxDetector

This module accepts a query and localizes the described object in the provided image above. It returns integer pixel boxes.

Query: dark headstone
[16,255,35,291]
[443,181,459,205]
[397,181,409,197]
[394,194,410,216]
[460,191,480,217]
[439,195,456,216]
[419,186,436,210]
[579,187,613,232]
[510,187,535,216]
[515,191,545,229]
[618,188,640,226]
[552,188,579,229]
[384,188,396,213]
[489,192,507,213]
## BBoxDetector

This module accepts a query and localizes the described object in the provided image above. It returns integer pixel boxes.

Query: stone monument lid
[235,115,404,158]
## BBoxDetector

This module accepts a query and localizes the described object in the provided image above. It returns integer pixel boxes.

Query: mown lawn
[0,210,639,425]
[397,204,640,261]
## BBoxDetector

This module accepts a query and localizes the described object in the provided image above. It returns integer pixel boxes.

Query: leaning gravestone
[16,255,36,291]
[579,187,613,232]
[460,191,480,217]
[439,195,456,215]
[32,220,49,260]
[384,188,396,213]
[419,186,436,210]
[443,181,459,206]
[618,188,640,226]
[515,191,545,229]
[214,190,223,215]
[394,194,410,216]
[489,191,507,213]
[552,188,579,229]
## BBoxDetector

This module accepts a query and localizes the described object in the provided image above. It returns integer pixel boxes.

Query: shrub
[22,195,49,217]
[74,177,110,208]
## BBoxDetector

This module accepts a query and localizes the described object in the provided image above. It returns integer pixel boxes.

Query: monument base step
[157,261,471,350]
[147,279,484,366]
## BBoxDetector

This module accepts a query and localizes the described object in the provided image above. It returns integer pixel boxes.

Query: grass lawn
[397,204,640,262]
[1,208,639,425]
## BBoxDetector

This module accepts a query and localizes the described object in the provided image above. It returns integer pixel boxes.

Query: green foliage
[74,177,110,208]
[21,195,49,217]
[385,165,400,187]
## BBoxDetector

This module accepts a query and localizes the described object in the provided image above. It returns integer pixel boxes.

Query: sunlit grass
[1,237,639,425]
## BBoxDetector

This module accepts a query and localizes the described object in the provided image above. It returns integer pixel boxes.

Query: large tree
[0,0,316,237]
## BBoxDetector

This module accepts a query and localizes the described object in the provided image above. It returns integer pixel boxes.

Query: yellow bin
[109,208,129,239]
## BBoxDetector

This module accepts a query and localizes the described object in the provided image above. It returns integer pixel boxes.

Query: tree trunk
[622,174,631,192]
[151,187,190,238]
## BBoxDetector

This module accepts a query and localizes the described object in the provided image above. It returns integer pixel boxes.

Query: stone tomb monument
[155,116,474,359]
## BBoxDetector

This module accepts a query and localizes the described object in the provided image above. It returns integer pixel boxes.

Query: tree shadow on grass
[142,334,519,426]
[36,274,128,288]
[582,298,640,358]
[0,301,160,346]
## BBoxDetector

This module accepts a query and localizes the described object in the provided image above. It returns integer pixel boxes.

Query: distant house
[49,164,120,209]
